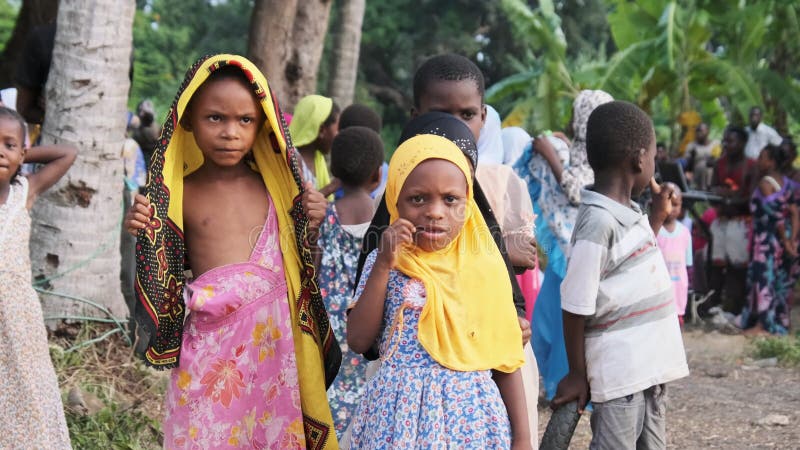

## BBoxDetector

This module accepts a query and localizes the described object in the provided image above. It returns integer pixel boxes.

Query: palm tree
[327,0,366,107]
[29,0,135,320]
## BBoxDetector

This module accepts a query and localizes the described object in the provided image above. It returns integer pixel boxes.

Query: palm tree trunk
[327,0,365,107]
[29,0,134,320]
[248,0,333,109]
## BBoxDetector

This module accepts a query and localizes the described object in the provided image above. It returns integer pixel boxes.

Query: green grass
[49,324,165,449]
[752,333,800,366]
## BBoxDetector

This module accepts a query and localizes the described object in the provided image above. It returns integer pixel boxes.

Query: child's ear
[368,165,382,191]
[480,104,487,125]
[634,147,646,173]
[410,106,419,118]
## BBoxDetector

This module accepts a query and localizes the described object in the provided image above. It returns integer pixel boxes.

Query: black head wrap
[354,113,526,360]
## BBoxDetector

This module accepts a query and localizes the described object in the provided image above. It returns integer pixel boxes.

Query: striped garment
[561,190,689,402]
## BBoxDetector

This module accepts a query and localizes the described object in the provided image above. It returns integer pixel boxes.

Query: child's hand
[124,194,152,236]
[649,178,675,224]
[518,316,531,345]
[302,182,327,230]
[551,371,590,413]
[377,218,416,269]
[506,234,537,269]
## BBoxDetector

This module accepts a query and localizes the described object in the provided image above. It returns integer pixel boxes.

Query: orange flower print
[199,359,246,408]
[252,317,282,362]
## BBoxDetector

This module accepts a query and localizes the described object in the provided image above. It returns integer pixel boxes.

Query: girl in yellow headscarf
[347,134,530,449]
[124,55,340,449]
[289,94,340,197]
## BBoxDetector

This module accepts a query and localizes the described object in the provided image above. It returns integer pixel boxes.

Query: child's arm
[347,218,416,354]
[493,369,532,449]
[301,182,327,245]
[24,144,77,209]
[551,311,590,413]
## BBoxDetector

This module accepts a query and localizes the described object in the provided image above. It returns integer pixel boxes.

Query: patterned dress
[744,177,796,334]
[348,251,511,449]
[0,176,71,449]
[163,195,306,449]
[317,205,368,435]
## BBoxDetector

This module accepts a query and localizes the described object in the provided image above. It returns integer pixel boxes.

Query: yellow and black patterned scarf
[134,54,341,449]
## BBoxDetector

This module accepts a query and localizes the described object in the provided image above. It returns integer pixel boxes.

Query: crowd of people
[0,49,796,450]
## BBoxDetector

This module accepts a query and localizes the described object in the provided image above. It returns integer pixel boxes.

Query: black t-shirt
[15,23,56,90]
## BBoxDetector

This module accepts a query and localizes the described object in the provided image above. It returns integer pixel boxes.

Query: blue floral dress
[317,205,368,434]
[348,250,511,449]
[744,177,797,334]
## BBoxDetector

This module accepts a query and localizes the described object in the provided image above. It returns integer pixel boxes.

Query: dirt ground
[537,327,800,449]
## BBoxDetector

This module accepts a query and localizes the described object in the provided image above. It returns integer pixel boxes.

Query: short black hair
[412,54,485,107]
[330,126,384,187]
[0,106,27,142]
[762,143,791,169]
[726,125,748,143]
[586,101,654,172]
[339,104,382,133]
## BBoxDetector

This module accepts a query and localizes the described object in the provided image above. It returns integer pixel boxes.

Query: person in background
[685,123,720,190]
[317,126,384,442]
[743,144,798,335]
[335,103,387,199]
[745,106,783,160]
[656,184,693,326]
[131,99,161,164]
[501,126,531,168]
[707,126,758,317]
[289,94,340,196]
[14,22,56,127]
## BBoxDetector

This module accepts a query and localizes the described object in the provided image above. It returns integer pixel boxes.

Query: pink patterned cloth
[657,222,693,317]
[163,197,305,449]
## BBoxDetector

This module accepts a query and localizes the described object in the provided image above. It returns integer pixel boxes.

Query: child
[124,55,341,449]
[347,134,530,449]
[552,101,688,449]
[743,144,799,335]
[335,103,388,199]
[317,126,384,436]
[289,94,340,196]
[656,184,693,325]
[0,106,76,448]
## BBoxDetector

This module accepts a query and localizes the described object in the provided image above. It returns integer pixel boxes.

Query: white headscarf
[501,126,531,167]
[478,105,505,165]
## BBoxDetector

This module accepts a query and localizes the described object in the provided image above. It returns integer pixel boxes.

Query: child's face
[0,117,25,183]
[757,148,775,173]
[414,80,486,141]
[668,193,683,221]
[183,77,265,168]
[317,114,339,155]
[396,158,468,252]
[633,130,657,196]
[723,131,744,157]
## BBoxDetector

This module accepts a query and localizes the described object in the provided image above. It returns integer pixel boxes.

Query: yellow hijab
[135,54,339,449]
[385,134,524,372]
[289,94,332,190]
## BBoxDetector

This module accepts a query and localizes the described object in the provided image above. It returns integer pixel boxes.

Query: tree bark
[247,0,333,109]
[0,0,59,88]
[327,0,365,107]
[30,0,134,320]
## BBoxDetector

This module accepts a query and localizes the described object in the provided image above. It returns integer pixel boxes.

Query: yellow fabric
[163,55,337,449]
[677,110,702,156]
[314,150,332,191]
[289,94,333,148]
[385,134,525,373]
